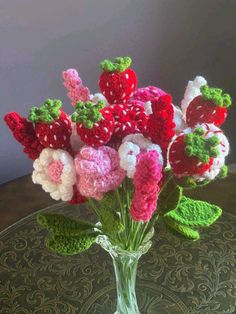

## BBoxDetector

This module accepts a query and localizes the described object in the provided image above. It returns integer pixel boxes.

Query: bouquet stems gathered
[4,55,233,314]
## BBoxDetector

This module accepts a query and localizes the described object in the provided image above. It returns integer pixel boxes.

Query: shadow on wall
[0,0,236,183]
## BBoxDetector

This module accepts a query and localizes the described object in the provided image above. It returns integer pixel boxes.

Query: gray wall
[1,0,236,183]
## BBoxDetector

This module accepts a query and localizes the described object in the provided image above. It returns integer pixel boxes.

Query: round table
[0,201,236,314]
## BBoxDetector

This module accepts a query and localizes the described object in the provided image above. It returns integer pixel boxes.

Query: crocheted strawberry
[145,94,176,153]
[109,103,148,140]
[4,112,44,159]
[186,85,232,127]
[169,128,220,177]
[28,99,72,149]
[71,100,115,147]
[99,56,137,104]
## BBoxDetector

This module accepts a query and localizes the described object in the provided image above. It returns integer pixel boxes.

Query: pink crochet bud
[62,69,90,106]
[130,150,163,222]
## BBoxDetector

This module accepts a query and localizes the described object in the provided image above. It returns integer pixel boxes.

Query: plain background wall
[0,0,236,184]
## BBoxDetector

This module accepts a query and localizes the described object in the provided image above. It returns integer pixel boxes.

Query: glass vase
[96,228,154,314]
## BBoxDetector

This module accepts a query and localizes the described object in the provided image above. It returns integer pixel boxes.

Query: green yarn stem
[184,128,220,163]
[100,56,132,72]
[201,85,232,108]
[174,176,210,189]
[28,99,62,123]
[71,100,105,129]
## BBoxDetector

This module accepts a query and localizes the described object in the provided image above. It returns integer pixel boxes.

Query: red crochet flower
[4,112,44,160]
[145,95,175,155]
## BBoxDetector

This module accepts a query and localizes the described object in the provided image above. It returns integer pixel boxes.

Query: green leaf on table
[164,216,200,240]
[37,213,95,236]
[46,233,97,256]
[164,196,222,228]
[158,178,183,214]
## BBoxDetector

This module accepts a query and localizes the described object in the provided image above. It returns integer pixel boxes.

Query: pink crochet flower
[62,69,90,106]
[130,86,167,104]
[75,146,126,200]
[130,150,163,222]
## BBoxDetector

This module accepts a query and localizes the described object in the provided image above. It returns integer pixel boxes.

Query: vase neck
[112,253,140,314]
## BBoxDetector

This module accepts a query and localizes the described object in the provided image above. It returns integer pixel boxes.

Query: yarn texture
[130,150,163,222]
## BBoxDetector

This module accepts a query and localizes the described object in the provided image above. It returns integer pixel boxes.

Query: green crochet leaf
[164,196,222,228]
[158,178,183,214]
[28,99,62,123]
[184,128,220,163]
[89,193,124,234]
[37,213,95,236]
[71,100,105,129]
[46,233,97,256]
[217,165,228,179]
[100,56,132,72]
[164,216,200,240]
[201,85,232,108]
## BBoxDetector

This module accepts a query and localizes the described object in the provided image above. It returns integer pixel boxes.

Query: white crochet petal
[173,105,187,133]
[39,148,53,166]
[145,101,153,115]
[50,190,61,201]
[181,76,207,117]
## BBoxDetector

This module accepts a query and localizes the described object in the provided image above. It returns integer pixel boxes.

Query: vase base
[80,281,188,314]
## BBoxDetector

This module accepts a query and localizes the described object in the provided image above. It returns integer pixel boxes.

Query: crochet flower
[63,69,90,106]
[118,133,163,178]
[32,148,76,201]
[145,94,176,154]
[75,146,126,200]
[130,150,163,222]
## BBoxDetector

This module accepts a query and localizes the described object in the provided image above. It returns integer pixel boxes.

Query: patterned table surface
[0,202,236,314]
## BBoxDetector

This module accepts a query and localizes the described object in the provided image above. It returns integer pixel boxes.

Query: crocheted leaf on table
[158,178,183,215]
[164,217,200,240]
[37,213,95,236]
[46,233,97,256]
[164,196,222,228]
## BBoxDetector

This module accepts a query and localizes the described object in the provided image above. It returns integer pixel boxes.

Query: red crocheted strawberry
[99,56,137,104]
[186,85,232,127]
[169,128,220,177]
[145,94,176,153]
[71,100,115,147]
[4,112,44,159]
[28,99,72,149]
[109,103,148,140]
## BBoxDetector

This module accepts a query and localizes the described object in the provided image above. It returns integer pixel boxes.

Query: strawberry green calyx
[71,100,105,129]
[201,85,232,108]
[28,99,62,123]
[184,128,220,163]
[100,56,132,72]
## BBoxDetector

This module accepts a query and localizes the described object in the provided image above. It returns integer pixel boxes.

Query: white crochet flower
[181,76,207,117]
[32,148,76,201]
[118,133,163,178]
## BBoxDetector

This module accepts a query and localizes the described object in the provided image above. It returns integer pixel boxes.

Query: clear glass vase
[96,228,154,314]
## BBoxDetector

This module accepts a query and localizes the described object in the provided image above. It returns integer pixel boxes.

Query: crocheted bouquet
[5,56,232,254]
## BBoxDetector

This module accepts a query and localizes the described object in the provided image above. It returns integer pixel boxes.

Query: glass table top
[0,202,236,314]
